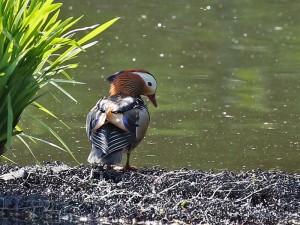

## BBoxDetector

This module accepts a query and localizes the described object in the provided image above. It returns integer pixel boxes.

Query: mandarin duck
[86,69,157,170]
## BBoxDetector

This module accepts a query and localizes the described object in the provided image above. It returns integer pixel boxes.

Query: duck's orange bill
[147,93,157,107]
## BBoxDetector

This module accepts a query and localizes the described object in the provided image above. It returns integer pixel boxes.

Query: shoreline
[0,162,299,224]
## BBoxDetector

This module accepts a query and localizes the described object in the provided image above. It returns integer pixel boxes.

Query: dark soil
[0,162,299,224]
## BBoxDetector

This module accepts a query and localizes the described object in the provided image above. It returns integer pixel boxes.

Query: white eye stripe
[132,72,157,93]
[132,72,152,79]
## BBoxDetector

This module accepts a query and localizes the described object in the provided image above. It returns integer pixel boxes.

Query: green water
[3,0,300,172]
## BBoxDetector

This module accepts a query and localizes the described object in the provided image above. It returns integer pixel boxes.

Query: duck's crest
[107,70,124,83]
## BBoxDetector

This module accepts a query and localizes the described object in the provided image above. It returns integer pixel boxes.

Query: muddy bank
[0,162,299,224]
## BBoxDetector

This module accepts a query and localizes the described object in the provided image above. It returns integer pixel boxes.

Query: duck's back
[86,95,150,165]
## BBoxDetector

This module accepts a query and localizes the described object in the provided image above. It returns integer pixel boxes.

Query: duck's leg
[110,153,138,171]
[124,153,138,171]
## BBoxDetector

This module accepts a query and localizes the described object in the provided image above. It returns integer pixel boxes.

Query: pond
[3,0,300,172]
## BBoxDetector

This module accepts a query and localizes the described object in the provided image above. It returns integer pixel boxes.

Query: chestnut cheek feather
[143,85,153,95]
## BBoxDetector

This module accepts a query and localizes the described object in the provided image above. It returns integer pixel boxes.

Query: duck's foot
[110,165,124,171]
[109,165,138,172]
[124,165,138,172]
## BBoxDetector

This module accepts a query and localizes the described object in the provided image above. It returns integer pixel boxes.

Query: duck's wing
[88,123,132,164]
[123,105,150,149]
[86,96,139,135]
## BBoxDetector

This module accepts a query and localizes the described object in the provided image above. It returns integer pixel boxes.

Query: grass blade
[0,155,18,164]
[16,134,41,165]
[29,102,71,129]
[6,93,13,148]
[18,133,67,152]
[50,81,77,102]
[78,17,121,45]
[26,115,79,164]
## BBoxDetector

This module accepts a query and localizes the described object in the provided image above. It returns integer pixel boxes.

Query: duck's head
[107,69,157,107]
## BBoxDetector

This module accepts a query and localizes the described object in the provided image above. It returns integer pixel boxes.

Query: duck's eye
[147,82,152,86]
